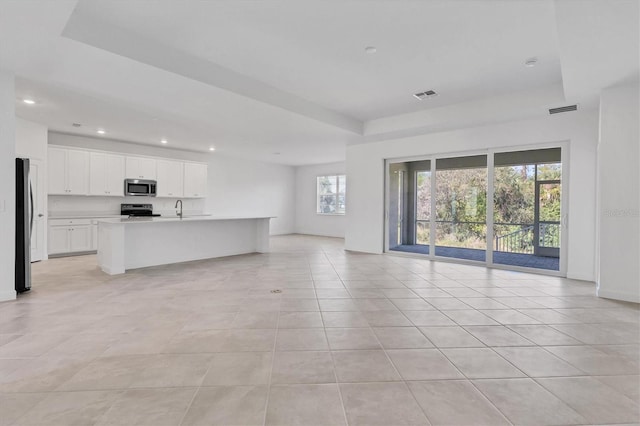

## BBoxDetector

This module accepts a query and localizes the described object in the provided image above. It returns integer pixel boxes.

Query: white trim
[486,152,495,266]
[559,141,570,276]
[0,291,17,302]
[383,160,390,253]
[429,156,436,260]
[48,144,207,166]
[597,289,640,304]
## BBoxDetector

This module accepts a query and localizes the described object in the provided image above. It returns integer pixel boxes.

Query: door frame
[534,179,562,258]
[384,141,569,277]
[29,159,46,262]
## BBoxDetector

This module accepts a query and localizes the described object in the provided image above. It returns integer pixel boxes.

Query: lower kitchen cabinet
[48,219,93,255]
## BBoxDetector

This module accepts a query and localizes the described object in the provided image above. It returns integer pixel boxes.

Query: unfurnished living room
[0,1,639,425]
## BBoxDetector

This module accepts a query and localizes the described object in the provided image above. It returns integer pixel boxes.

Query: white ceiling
[1,0,637,166]
[66,0,563,121]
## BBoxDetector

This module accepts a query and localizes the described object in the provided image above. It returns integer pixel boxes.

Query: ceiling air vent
[549,105,578,114]
[414,90,438,100]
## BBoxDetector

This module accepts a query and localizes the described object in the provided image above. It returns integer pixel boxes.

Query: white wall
[16,118,49,260]
[345,109,599,282]
[597,82,640,302]
[48,132,295,235]
[295,162,346,238]
[16,118,48,160]
[205,155,295,235]
[0,71,16,301]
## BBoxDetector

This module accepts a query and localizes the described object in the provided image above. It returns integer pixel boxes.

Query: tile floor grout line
[319,249,354,426]
[260,305,281,426]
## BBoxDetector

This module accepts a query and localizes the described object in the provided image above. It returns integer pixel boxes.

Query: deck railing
[495,225,534,254]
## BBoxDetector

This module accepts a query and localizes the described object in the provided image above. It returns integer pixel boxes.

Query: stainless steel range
[121,203,160,217]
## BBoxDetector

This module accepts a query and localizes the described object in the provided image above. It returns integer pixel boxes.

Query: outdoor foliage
[413,163,561,252]
[317,175,346,214]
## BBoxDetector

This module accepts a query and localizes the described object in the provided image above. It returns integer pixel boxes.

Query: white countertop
[49,214,124,219]
[98,215,274,224]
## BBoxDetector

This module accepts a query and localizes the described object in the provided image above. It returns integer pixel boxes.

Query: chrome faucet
[175,199,183,218]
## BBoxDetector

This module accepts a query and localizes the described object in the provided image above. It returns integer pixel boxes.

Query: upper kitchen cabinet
[89,152,125,196]
[184,162,208,198]
[156,159,184,197]
[126,156,157,180]
[48,147,89,195]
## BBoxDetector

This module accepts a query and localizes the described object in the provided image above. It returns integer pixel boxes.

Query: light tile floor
[1,235,639,425]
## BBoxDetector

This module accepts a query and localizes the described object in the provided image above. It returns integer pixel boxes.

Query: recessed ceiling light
[209,147,215,151]
[96,129,106,135]
[161,139,168,144]
[525,57,538,67]
[72,123,81,127]
[22,99,36,105]
[273,152,281,155]
[365,46,377,54]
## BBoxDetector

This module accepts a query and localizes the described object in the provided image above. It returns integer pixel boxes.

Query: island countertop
[97,216,273,274]
[98,215,274,224]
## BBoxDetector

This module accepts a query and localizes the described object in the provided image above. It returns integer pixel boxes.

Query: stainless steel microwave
[124,179,157,197]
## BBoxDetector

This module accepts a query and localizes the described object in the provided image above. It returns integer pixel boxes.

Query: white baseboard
[566,272,595,282]
[0,291,17,302]
[597,288,640,303]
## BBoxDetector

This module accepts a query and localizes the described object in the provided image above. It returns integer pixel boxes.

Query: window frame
[316,174,346,215]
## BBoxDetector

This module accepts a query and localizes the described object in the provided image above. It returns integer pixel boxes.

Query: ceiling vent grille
[549,105,578,114]
[414,90,438,100]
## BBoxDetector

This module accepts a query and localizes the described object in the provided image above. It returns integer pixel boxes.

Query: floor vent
[549,105,578,114]
[414,90,438,100]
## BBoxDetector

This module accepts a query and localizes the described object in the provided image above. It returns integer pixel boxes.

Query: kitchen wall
[16,118,48,159]
[48,132,296,235]
[345,108,599,282]
[295,162,346,238]
[597,81,640,302]
[16,118,49,260]
[0,71,16,301]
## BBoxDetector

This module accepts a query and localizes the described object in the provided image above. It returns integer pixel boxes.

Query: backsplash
[48,195,206,217]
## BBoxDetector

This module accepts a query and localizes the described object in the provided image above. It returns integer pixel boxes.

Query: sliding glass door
[435,155,487,262]
[386,146,565,274]
[492,148,561,271]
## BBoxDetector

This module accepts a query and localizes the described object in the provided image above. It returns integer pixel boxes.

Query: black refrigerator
[15,158,31,293]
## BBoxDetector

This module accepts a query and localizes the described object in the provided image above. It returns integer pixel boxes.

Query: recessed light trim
[209,147,215,151]
[96,129,106,135]
[525,57,538,67]
[22,99,36,105]
[365,46,377,54]
[161,139,168,144]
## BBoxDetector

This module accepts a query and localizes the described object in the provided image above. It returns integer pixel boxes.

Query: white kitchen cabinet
[69,226,92,252]
[92,224,98,250]
[48,226,70,254]
[48,147,89,195]
[89,152,125,196]
[48,219,93,255]
[184,163,207,198]
[126,157,157,180]
[156,159,184,197]
[48,148,67,194]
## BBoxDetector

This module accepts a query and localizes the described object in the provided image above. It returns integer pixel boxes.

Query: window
[317,175,346,214]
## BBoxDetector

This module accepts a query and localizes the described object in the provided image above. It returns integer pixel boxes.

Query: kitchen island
[97,216,272,274]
